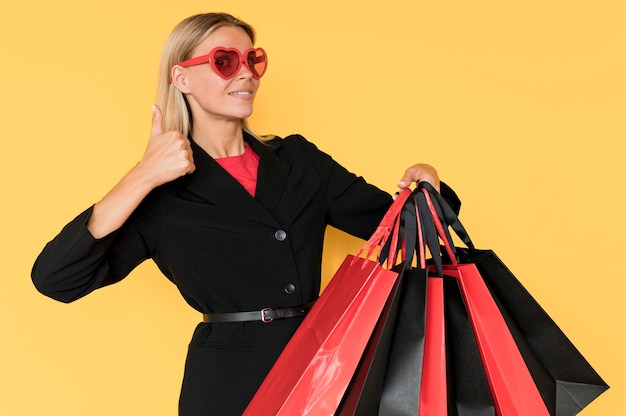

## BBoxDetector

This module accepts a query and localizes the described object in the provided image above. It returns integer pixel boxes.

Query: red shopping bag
[445,262,549,415]
[419,275,447,415]
[243,190,412,416]
[414,191,448,416]
[421,188,549,415]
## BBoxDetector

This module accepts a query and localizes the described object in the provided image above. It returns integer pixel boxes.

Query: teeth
[230,91,252,95]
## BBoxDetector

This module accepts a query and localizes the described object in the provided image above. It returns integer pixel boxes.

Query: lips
[228,91,253,96]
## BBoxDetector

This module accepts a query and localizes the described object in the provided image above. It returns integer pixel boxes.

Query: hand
[137,105,196,187]
[397,163,440,192]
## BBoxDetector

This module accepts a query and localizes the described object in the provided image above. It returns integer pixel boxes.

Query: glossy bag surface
[336,263,406,416]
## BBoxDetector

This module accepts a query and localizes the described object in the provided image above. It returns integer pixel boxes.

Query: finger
[397,176,412,189]
[397,168,415,189]
[398,178,439,191]
[397,165,441,191]
[187,161,196,175]
[151,104,163,137]
[427,179,441,193]
[186,151,196,174]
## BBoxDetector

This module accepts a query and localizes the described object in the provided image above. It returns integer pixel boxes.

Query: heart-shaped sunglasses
[176,47,268,80]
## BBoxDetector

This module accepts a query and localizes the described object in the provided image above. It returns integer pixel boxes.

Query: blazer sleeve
[286,135,461,239]
[31,203,155,303]
[287,135,461,240]
[440,181,462,215]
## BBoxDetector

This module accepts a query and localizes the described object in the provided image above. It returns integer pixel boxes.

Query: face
[171,26,261,125]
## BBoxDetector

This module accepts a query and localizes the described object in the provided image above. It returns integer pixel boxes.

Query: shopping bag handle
[414,189,448,275]
[355,188,413,267]
[379,192,427,270]
[421,188,458,267]
[416,182,477,273]
[414,194,426,269]
[418,182,474,250]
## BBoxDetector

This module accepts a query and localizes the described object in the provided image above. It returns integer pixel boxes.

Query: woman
[32,13,460,415]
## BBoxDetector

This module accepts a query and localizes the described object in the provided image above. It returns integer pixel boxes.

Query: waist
[203,301,316,323]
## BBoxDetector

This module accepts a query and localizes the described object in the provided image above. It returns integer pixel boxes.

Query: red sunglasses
[176,47,268,80]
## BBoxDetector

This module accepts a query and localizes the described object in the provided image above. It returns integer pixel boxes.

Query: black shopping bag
[443,276,496,416]
[459,247,610,415]
[422,182,609,415]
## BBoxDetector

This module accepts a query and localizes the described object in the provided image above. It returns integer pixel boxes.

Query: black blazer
[32,133,460,415]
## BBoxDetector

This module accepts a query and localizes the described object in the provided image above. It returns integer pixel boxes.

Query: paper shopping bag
[458,247,610,415]
[441,261,550,415]
[443,276,496,416]
[419,182,609,415]
[335,263,406,416]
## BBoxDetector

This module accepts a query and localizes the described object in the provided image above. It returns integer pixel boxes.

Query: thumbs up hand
[137,105,195,187]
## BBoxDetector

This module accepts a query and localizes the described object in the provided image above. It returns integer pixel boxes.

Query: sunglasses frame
[176,47,268,80]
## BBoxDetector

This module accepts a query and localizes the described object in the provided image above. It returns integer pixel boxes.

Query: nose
[236,61,254,80]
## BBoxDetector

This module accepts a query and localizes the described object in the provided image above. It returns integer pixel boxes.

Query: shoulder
[263,134,326,160]
[262,134,340,174]
[264,133,315,149]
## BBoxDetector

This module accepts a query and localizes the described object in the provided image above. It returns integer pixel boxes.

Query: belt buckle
[261,307,273,323]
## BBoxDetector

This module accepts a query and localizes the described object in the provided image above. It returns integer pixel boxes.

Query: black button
[284,284,296,295]
[274,230,287,241]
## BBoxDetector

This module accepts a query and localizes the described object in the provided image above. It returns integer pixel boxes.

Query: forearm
[87,164,158,239]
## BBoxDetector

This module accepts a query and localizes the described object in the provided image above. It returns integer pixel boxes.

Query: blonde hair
[156,13,261,138]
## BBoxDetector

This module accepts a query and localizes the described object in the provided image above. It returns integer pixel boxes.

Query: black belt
[203,301,316,323]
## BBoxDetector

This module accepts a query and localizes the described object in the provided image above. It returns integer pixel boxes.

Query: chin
[234,107,254,119]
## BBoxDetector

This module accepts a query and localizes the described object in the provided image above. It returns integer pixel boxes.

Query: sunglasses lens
[212,49,240,78]
[247,49,267,79]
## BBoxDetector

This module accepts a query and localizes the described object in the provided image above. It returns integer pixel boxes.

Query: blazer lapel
[182,133,289,227]
[247,133,290,215]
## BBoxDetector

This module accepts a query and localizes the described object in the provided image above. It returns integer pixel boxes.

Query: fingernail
[152,105,157,113]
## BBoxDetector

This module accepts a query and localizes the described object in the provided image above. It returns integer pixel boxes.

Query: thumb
[397,174,412,189]
[151,104,163,137]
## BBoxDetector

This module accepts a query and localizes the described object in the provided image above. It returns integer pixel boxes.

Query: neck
[192,121,246,158]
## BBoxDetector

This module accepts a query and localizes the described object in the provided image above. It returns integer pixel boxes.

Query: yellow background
[1,0,623,414]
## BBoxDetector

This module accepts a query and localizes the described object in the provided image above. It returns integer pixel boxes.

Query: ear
[170,65,191,93]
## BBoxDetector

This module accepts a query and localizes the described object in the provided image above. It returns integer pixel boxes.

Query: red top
[214,144,260,197]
